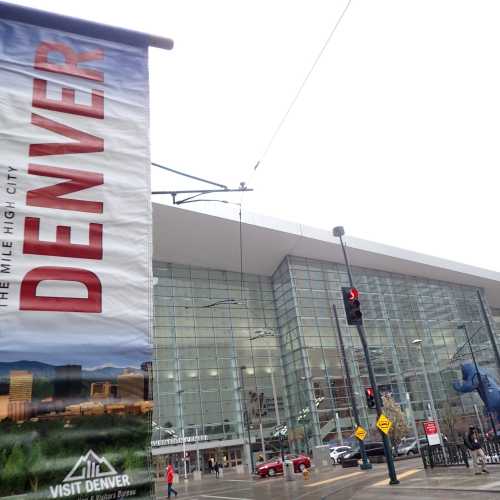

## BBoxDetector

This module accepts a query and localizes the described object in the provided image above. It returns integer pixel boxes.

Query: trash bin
[283,460,296,481]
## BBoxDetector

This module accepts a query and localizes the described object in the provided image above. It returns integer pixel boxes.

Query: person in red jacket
[166,463,178,498]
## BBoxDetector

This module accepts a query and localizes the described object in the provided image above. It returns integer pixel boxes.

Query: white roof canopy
[153,203,500,308]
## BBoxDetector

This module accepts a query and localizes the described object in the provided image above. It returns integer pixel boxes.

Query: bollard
[284,460,296,481]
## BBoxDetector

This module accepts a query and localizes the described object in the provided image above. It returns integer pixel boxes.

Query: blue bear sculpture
[453,362,500,421]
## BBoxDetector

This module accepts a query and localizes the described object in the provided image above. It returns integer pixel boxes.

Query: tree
[381,394,411,450]
[123,448,145,472]
[26,442,43,492]
[1,444,26,493]
[440,401,461,443]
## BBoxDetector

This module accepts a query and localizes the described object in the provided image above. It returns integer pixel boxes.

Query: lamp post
[177,389,188,480]
[411,339,448,451]
[457,324,498,439]
[411,340,440,423]
[250,329,282,427]
[239,366,255,472]
[251,329,291,459]
[333,226,399,485]
[240,361,267,461]
[405,392,421,456]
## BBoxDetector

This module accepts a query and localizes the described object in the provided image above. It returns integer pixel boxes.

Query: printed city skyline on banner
[0,7,154,499]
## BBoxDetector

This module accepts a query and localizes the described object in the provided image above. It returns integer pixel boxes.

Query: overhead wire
[236,1,354,320]
[241,0,353,201]
[448,325,485,365]
[236,1,353,302]
[255,0,352,172]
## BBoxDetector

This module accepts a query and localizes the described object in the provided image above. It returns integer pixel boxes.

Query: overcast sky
[11,0,500,272]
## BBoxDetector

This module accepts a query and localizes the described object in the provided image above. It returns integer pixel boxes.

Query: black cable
[253,0,353,172]
[239,206,244,303]
[449,325,485,364]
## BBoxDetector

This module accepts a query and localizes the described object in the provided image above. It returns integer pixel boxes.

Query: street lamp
[411,339,443,444]
[333,225,399,485]
[238,366,255,472]
[247,329,284,462]
[242,371,266,461]
[177,389,188,480]
[249,330,282,427]
[457,324,498,438]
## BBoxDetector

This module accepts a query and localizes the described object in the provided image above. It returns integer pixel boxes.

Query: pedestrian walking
[208,457,214,474]
[166,463,178,498]
[464,426,489,475]
[214,461,220,478]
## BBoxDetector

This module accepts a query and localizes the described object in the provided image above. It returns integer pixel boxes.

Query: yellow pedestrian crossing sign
[354,426,367,441]
[376,414,392,435]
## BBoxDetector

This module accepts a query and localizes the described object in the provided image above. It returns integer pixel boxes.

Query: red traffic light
[366,387,374,397]
[348,287,359,301]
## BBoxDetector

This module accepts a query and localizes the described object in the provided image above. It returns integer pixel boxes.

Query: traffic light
[341,287,363,325]
[365,387,375,409]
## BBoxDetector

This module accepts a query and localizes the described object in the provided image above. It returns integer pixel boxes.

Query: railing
[422,439,500,468]
[421,443,469,468]
[482,439,500,464]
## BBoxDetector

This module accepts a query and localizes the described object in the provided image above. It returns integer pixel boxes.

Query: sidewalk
[154,460,421,499]
[369,464,500,495]
[155,461,500,499]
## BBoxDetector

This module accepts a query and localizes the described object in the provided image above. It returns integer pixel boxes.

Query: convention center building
[150,202,500,472]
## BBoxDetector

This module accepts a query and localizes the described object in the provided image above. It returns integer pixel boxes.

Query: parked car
[341,442,386,461]
[396,437,428,456]
[329,445,352,464]
[255,454,311,477]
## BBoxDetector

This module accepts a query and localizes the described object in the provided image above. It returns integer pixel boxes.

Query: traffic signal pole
[332,304,371,469]
[356,322,399,484]
[334,227,400,485]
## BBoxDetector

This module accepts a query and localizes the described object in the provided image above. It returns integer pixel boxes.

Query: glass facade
[274,256,499,452]
[152,255,500,464]
[152,261,284,465]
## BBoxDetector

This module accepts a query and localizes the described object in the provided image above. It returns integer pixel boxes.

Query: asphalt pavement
[155,459,420,499]
[155,459,500,499]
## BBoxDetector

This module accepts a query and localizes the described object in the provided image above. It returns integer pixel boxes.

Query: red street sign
[423,420,438,435]
[423,420,441,445]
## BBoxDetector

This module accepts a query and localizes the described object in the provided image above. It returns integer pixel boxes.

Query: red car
[255,455,311,477]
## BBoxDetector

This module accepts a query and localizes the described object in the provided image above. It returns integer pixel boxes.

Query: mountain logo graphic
[63,450,118,482]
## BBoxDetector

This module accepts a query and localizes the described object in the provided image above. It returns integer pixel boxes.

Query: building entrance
[201,445,243,472]
[153,445,244,478]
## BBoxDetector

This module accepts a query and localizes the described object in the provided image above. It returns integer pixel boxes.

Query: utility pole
[332,303,371,469]
[333,226,399,485]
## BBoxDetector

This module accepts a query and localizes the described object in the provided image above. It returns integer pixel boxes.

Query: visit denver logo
[49,450,130,498]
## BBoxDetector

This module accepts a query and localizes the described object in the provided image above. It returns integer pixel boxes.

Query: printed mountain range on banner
[0,360,142,380]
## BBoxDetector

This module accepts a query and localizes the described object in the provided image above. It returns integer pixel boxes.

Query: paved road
[155,459,500,499]
[155,459,422,499]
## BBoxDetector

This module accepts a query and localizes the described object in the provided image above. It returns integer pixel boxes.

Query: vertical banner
[0,13,154,500]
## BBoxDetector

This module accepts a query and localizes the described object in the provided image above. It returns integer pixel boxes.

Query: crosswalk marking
[478,480,500,490]
[305,471,363,487]
[371,468,421,487]
[201,495,254,500]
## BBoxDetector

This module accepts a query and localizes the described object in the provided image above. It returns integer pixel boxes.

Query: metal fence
[422,439,500,468]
